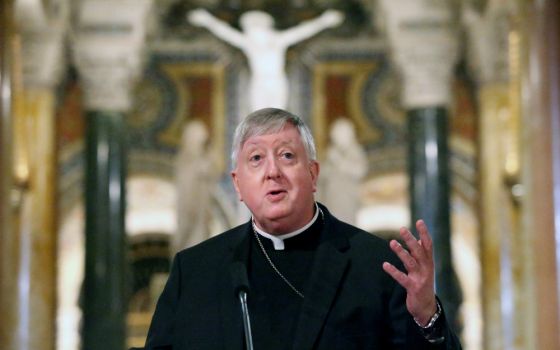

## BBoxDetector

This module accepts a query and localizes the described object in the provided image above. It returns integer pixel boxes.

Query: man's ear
[230,170,243,201]
[310,160,320,192]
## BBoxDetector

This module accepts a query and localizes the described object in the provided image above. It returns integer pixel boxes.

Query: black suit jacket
[144,205,461,349]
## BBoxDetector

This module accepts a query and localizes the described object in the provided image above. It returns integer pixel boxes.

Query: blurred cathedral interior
[0,0,559,349]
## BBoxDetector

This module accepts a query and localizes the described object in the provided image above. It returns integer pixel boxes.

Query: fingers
[416,220,433,259]
[382,262,411,289]
[389,239,418,271]
[399,220,435,263]
[399,226,426,261]
[384,220,436,319]
[384,220,435,287]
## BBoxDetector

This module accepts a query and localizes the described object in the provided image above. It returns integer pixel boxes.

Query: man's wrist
[414,299,446,344]
[414,299,441,329]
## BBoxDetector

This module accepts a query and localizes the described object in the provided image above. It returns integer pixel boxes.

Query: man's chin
[255,209,293,233]
[262,212,290,225]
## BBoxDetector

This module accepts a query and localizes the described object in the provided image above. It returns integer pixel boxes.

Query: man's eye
[282,152,294,160]
[250,154,262,162]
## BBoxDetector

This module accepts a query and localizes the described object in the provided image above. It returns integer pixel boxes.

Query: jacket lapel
[292,210,350,350]
[220,223,252,350]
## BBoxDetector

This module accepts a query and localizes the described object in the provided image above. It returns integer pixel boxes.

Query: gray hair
[231,108,317,169]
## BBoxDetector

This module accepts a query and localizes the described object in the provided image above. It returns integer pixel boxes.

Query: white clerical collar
[252,203,320,251]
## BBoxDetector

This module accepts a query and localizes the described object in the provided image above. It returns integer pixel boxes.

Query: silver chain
[253,229,305,299]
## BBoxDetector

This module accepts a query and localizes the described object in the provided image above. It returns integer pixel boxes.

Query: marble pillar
[379,0,462,331]
[462,2,530,349]
[522,0,560,349]
[0,1,17,349]
[73,1,152,349]
[82,110,128,350]
[19,19,66,350]
[1,0,67,349]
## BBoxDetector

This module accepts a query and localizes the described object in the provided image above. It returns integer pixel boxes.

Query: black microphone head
[230,262,250,296]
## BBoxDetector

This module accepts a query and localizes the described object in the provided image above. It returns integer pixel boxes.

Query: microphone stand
[238,289,254,350]
[231,263,254,350]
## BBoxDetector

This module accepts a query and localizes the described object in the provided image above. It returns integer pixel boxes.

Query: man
[144,108,461,349]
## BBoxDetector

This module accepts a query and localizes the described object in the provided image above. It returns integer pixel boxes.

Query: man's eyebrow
[275,139,295,147]
[243,140,261,148]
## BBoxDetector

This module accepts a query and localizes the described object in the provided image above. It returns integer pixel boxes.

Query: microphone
[230,262,254,350]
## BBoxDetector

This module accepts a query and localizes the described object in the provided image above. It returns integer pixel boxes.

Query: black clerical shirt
[247,214,324,350]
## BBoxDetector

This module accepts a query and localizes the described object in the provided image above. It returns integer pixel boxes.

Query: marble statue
[188,8,344,111]
[172,120,219,254]
[318,118,368,225]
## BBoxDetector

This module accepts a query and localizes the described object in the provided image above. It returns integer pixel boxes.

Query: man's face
[231,124,319,235]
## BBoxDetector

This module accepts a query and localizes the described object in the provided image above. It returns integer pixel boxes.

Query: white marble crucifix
[188,8,344,111]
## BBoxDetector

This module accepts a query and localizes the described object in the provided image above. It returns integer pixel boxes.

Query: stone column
[1,1,67,349]
[518,0,560,349]
[463,3,530,349]
[462,1,516,350]
[0,0,17,349]
[17,16,67,350]
[379,0,462,331]
[72,1,152,349]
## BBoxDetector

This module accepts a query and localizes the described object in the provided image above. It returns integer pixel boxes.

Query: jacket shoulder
[328,215,400,265]
[174,222,248,262]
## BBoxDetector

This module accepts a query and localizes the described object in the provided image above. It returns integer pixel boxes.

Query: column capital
[20,28,67,89]
[16,0,70,88]
[72,0,153,111]
[379,0,459,108]
[461,3,511,84]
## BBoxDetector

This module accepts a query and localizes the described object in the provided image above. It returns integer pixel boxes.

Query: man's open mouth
[267,189,287,198]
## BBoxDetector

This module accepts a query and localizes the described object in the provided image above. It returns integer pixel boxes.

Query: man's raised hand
[382,220,438,326]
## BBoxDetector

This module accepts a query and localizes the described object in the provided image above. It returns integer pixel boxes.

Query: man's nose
[265,157,282,179]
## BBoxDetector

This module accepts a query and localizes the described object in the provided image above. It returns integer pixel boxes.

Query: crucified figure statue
[188,9,344,111]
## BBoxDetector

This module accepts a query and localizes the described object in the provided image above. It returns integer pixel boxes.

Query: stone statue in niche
[318,118,368,225]
[188,8,344,111]
[173,119,219,254]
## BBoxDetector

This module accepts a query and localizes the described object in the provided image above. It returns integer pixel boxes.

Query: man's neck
[252,203,321,250]
[252,203,319,236]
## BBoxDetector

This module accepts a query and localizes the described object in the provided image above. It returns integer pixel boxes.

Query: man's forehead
[243,135,296,147]
[242,127,300,149]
